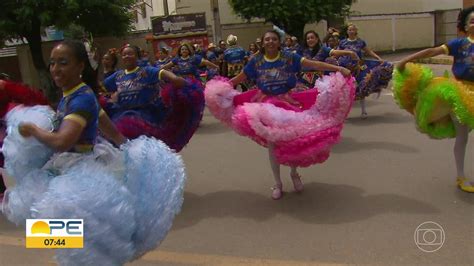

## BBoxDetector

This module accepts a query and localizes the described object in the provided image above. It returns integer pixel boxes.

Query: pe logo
[26,219,83,248]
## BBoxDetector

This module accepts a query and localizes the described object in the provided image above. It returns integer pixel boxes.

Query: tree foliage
[228,0,354,41]
[0,0,135,102]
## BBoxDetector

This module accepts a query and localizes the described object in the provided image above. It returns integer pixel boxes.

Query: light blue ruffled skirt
[2,105,187,265]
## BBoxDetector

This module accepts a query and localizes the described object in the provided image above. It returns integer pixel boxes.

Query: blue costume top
[283,46,299,54]
[338,38,367,58]
[315,46,333,61]
[56,82,99,152]
[443,37,474,82]
[103,70,116,80]
[195,50,206,59]
[244,51,303,95]
[103,66,166,123]
[171,55,203,78]
[155,58,171,69]
[223,46,247,64]
[296,46,326,87]
[224,46,247,77]
[206,50,217,62]
[298,47,324,71]
[137,58,151,67]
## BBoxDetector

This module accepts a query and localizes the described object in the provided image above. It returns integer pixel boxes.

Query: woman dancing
[297,30,359,90]
[205,30,355,200]
[338,23,393,119]
[103,44,205,151]
[394,6,474,192]
[2,40,186,265]
[162,42,219,80]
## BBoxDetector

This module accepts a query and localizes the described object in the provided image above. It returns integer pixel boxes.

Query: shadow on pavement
[332,137,419,153]
[351,98,383,108]
[172,182,438,230]
[455,189,474,205]
[345,112,412,125]
[195,121,231,135]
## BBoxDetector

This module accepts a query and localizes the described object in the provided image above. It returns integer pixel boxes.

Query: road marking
[0,234,24,247]
[0,234,346,265]
[140,250,346,265]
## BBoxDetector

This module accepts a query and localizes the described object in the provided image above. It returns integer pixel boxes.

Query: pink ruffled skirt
[205,73,356,167]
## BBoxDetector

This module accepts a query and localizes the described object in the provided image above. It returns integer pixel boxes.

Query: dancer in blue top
[137,48,151,67]
[2,40,187,265]
[296,30,358,90]
[338,23,393,119]
[101,48,118,80]
[223,34,249,91]
[162,42,219,80]
[154,47,171,69]
[103,44,205,151]
[393,6,474,193]
[223,34,247,78]
[205,30,355,200]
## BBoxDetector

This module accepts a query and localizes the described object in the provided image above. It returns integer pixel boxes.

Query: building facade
[130,0,177,32]
[174,0,465,52]
[347,0,463,51]
[8,0,471,87]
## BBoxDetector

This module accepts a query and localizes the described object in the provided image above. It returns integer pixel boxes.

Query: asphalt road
[0,63,472,265]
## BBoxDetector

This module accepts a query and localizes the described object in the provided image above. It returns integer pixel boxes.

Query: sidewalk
[413,54,453,65]
[379,49,453,65]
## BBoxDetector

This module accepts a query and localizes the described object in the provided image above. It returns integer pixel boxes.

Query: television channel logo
[26,219,83,248]
[414,221,445,252]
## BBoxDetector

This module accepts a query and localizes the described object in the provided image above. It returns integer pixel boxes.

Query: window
[141,3,147,18]
[133,10,138,23]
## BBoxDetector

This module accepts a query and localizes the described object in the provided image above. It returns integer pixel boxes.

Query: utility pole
[211,0,222,43]
[163,0,169,16]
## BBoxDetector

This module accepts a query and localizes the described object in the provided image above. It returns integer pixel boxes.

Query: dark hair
[121,44,141,58]
[160,47,169,55]
[303,30,321,57]
[259,30,282,54]
[248,42,258,53]
[104,49,118,69]
[0,73,11,80]
[327,34,339,42]
[59,40,99,93]
[457,6,474,33]
[177,43,195,57]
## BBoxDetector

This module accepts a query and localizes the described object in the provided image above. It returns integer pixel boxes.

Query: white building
[130,0,177,32]
[348,0,463,51]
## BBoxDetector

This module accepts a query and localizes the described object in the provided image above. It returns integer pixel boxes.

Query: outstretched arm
[160,61,174,70]
[397,46,446,71]
[98,110,127,146]
[331,50,359,60]
[301,59,351,77]
[201,59,219,70]
[229,71,248,87]
[362,47,383,61]
[159,69,187,88]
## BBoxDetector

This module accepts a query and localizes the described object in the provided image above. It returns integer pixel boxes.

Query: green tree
[0,0,135,102]
[228,0,354,42]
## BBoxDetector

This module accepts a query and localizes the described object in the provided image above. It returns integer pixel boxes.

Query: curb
[414,57,452,65]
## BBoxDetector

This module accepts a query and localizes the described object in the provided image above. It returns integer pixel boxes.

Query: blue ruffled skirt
[2,105,186,265]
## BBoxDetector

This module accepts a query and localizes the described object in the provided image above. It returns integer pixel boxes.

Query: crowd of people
[0,6,473,264]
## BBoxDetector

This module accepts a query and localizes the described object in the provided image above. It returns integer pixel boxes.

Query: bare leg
[360,98,368,119]
[290,166,304,192]
[452,114,474,191]
[452,116,469,177]
[290,166,298,177]
[268,143,283,199]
